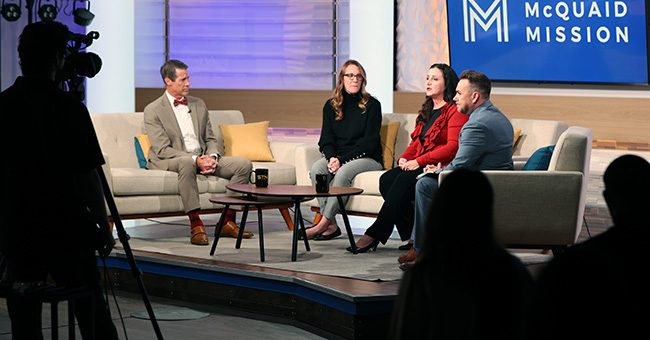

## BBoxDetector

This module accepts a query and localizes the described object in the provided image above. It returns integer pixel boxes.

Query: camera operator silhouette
[0,21,119,339]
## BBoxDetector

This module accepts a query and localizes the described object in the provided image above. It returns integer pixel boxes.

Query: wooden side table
[227,184,364,261]
[208,195,306,262]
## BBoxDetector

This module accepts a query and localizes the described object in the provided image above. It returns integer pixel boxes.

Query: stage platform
[104,212,551,339]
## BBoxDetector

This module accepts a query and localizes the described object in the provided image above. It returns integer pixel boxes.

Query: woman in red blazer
[349,63,469,253]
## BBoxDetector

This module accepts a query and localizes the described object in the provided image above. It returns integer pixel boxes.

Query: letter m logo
[463,0,509,42]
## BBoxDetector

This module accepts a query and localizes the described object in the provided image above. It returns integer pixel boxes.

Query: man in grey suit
[398,70,514,268]
[144,60,253,245]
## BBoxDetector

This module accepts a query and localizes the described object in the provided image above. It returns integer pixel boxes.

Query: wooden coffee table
[227,184,364,261]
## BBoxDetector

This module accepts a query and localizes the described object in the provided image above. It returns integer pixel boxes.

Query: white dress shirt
[165,91,201,161]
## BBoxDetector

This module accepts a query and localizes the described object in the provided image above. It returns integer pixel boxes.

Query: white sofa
[440,126,593,251]
[91,110,300,218]
[295,113,571,216]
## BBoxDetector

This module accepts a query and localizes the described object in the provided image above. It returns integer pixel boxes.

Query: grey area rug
[123,230,408,281]
[121,228,552,282]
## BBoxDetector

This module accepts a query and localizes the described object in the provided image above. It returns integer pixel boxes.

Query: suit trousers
[310,157,383,221]
[413,175,440,251]
[364,167,421,243]
[151,155,252,213]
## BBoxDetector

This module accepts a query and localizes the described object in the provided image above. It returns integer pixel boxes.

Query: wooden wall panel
[137,88,650,143]
[136,88,329,128]
[395,92,650,144]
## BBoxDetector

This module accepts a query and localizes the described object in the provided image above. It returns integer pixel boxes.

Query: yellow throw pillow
[513,128,523,150]
[380,121,401,169]
[220,121,275,161]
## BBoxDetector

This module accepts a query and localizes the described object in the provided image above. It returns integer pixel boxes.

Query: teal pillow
[522,145,555,170]
[134,136,147,169]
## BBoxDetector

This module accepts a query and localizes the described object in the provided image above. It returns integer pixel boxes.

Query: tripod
[98,170,164,339]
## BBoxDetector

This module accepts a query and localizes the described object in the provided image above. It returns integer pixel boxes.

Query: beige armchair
[440,126,592,252]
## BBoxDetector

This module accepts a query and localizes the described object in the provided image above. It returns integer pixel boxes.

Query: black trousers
[364,167,421,243]
[5,235,119,340]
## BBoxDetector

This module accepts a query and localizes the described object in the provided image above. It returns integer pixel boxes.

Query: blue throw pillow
[522,145,555,170]
[134,136,147,169]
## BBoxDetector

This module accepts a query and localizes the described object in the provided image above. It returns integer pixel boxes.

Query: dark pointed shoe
[346,239,379,254]
[398,242,414,251]
[313,226,341,241]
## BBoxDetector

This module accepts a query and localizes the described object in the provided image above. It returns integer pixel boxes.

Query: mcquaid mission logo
[447,0,650,83]
[463,0,631,44]
[463,0,510,42]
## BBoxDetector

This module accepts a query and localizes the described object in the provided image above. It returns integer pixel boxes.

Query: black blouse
[318,91,383,165]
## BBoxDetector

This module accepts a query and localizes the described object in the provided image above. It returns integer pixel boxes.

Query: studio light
[1,0,22,22]
[37,0,57,21]
[73,0,93,26]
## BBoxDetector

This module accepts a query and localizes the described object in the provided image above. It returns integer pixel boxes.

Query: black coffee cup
[315,173,329,193]
[250,168,269,188]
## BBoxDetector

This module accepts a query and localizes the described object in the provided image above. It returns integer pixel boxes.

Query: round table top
[227,184,363,198]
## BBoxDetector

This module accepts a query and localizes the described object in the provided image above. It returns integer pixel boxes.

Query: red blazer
[399,102,468,167]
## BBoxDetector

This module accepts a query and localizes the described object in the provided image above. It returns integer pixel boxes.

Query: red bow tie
[173,97,187,107]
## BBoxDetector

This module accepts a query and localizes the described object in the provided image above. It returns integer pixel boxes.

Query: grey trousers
[150,155,252,213]
[413,174,439,251]
[310,157,383,220]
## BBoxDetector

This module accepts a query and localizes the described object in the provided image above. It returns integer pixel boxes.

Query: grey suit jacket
[444,100,514,171]
[143,93,220,170]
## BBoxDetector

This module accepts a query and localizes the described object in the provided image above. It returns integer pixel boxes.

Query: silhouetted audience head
[18,21,69,77]
[423,169,496,261]
[603,154,650,227]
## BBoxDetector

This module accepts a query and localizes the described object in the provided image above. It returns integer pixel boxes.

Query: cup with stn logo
[315,173,329,193]
[249,168,269,188]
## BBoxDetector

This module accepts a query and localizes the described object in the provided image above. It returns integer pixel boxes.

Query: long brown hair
[417,63,459,124]
[330,59,371,121]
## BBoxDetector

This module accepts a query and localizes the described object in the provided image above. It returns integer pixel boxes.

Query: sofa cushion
[220,121,275,161]
[351,170,385,196]
[111,168,215,195]
[134,134,151,169]
[380,122,400,169]
[252,161,296,185]
[522,145,555,170]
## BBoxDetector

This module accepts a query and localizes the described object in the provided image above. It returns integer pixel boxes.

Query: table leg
[235,205,250,249]
[51,301,58,340]
[297,206,310,251]
[68,298,75,340]
[257,208,265,262]
[291,199,301,262]
[210,204,230,256]
[337,196,357,254]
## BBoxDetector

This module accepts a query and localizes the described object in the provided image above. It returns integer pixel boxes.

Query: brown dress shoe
[220,220,254,239]
[398,248,417,264]
[399,260,416,271]
[190,225,209,245]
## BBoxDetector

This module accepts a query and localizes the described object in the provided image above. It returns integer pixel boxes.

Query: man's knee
[416,176,438,197]
[239,158,253,174]
[177,156,197,174]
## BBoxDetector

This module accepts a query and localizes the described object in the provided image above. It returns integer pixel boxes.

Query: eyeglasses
[343,73,364,80]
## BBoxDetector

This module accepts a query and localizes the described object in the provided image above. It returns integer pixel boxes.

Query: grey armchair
[440,126,592,252]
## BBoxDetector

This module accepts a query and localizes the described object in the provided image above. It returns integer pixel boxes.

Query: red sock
[188,211,204,230]
[224,209,237,224]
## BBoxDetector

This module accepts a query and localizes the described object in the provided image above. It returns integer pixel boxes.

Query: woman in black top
[306,60,383,240]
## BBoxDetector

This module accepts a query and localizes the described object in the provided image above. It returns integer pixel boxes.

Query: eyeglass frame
[343,73,364,81]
